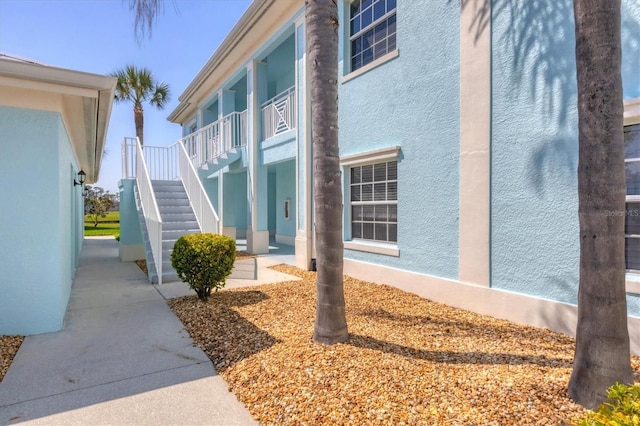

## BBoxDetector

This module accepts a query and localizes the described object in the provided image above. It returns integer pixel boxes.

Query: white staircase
[154,180,201,283]
[135,180,201,284]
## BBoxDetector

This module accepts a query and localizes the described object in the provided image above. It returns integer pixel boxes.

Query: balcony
[261,86,296,141]
[180,110,247,169]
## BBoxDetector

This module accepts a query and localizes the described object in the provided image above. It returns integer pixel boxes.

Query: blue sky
[0,0,252,194]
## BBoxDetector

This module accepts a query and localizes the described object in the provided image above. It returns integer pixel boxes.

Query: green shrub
[577,382,640,426]
[170,233,236,301]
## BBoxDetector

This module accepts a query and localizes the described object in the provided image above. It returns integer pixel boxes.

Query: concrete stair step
[157,198,190,207]
[162,221,199,231]
[161,213,197,222]
[158,206,194,214]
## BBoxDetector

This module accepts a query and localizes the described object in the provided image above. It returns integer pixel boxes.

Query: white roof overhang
[0,57,116,183]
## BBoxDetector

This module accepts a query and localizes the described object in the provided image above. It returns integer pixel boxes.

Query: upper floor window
[625,123,640,272]
[350,0,397,72]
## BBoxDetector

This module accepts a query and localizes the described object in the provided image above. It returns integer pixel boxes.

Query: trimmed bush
[170,233,236,301]
[577,382,640,426]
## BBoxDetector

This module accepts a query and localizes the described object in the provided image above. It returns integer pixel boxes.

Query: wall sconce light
[74,170,86,187]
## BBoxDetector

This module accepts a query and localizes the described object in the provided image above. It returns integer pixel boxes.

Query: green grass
[84,211,119,238]
[84,222,120,238]
[85,210,119,223]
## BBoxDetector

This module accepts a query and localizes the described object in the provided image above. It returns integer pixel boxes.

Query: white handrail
[177,141,220,234]
[134,137,164,285]
[122,137,137,178]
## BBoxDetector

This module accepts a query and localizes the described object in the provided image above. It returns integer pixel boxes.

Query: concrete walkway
[0,237,299,425]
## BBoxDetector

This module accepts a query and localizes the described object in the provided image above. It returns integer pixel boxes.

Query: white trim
[345,240,399,256]
[624,97,640,126]
[458,0,491,288]
[342,49,399,84]
[222,226,237,240]
[340,145,401,166]
[118,244,145,262]
[627,273,640,295]
[275,234,295,246]
[343,258,640,356]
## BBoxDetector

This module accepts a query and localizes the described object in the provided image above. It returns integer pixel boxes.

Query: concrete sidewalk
[0,237,299,425]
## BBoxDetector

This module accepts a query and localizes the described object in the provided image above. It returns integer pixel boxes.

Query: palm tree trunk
[306,0,348,345]
[134,102,144,146]
[568,0,632,409]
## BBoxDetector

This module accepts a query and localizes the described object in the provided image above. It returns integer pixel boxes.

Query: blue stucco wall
[0,106,82,335]
[275,160,296,238]
[338,0,460,279]
[118,179,143,247]
[230,75,248,112]
[490,0,640,315]
[491,0,579,305]
[266,34,295,98]
[223,171,247,232]
[203,174,220,213]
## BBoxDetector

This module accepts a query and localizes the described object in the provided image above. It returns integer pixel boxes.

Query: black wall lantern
[74,169,86,187]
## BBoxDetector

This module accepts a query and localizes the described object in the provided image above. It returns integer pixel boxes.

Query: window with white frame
[625,123,640,272]
[350,160,397,243]
[349,0,397,72]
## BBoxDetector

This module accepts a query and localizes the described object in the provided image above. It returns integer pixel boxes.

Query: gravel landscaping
[0,335,23,382]
[169,264,640,425]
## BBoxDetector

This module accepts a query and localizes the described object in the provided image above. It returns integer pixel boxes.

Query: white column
[246,61,270,254]
[293,16,314,270]
[459,1,491,286]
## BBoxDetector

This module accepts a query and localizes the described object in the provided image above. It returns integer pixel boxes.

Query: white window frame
[343,0,399,82]
[341,146,401,256]
[624,97,640,295]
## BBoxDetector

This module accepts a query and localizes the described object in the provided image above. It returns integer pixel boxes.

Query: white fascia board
[624,97,640,126]
[0,58,116,92]
[168,0,304,124]
[0,58,116,181]
[340,146,402,166]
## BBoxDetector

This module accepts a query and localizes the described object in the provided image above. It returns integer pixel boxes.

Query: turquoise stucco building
[119,1,640,352]
[0,57,116,335]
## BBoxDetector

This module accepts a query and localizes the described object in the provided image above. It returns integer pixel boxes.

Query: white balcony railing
[261,86,296,140]
[179,110,247,169]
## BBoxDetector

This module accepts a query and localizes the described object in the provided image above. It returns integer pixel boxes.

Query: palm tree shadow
[179,290,281,372]
[347,333,572,368]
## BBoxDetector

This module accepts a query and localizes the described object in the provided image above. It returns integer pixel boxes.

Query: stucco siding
[490,0,640,316]
[0,107,78,334]
[338,0,460,280]
[275,160,296,239]
[118,178,144,261]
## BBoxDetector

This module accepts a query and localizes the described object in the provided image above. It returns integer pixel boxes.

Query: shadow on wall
[528,135,576,195]
[458,0,576,112]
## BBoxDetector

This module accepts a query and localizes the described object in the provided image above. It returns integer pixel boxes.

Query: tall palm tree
[306,0,348,345]
[568,0,633,409]
[130,0,348,343]
[110,65,170,145]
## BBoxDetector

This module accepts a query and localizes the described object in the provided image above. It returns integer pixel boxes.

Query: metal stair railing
[134,137,164,284]
[177,141,220,234]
